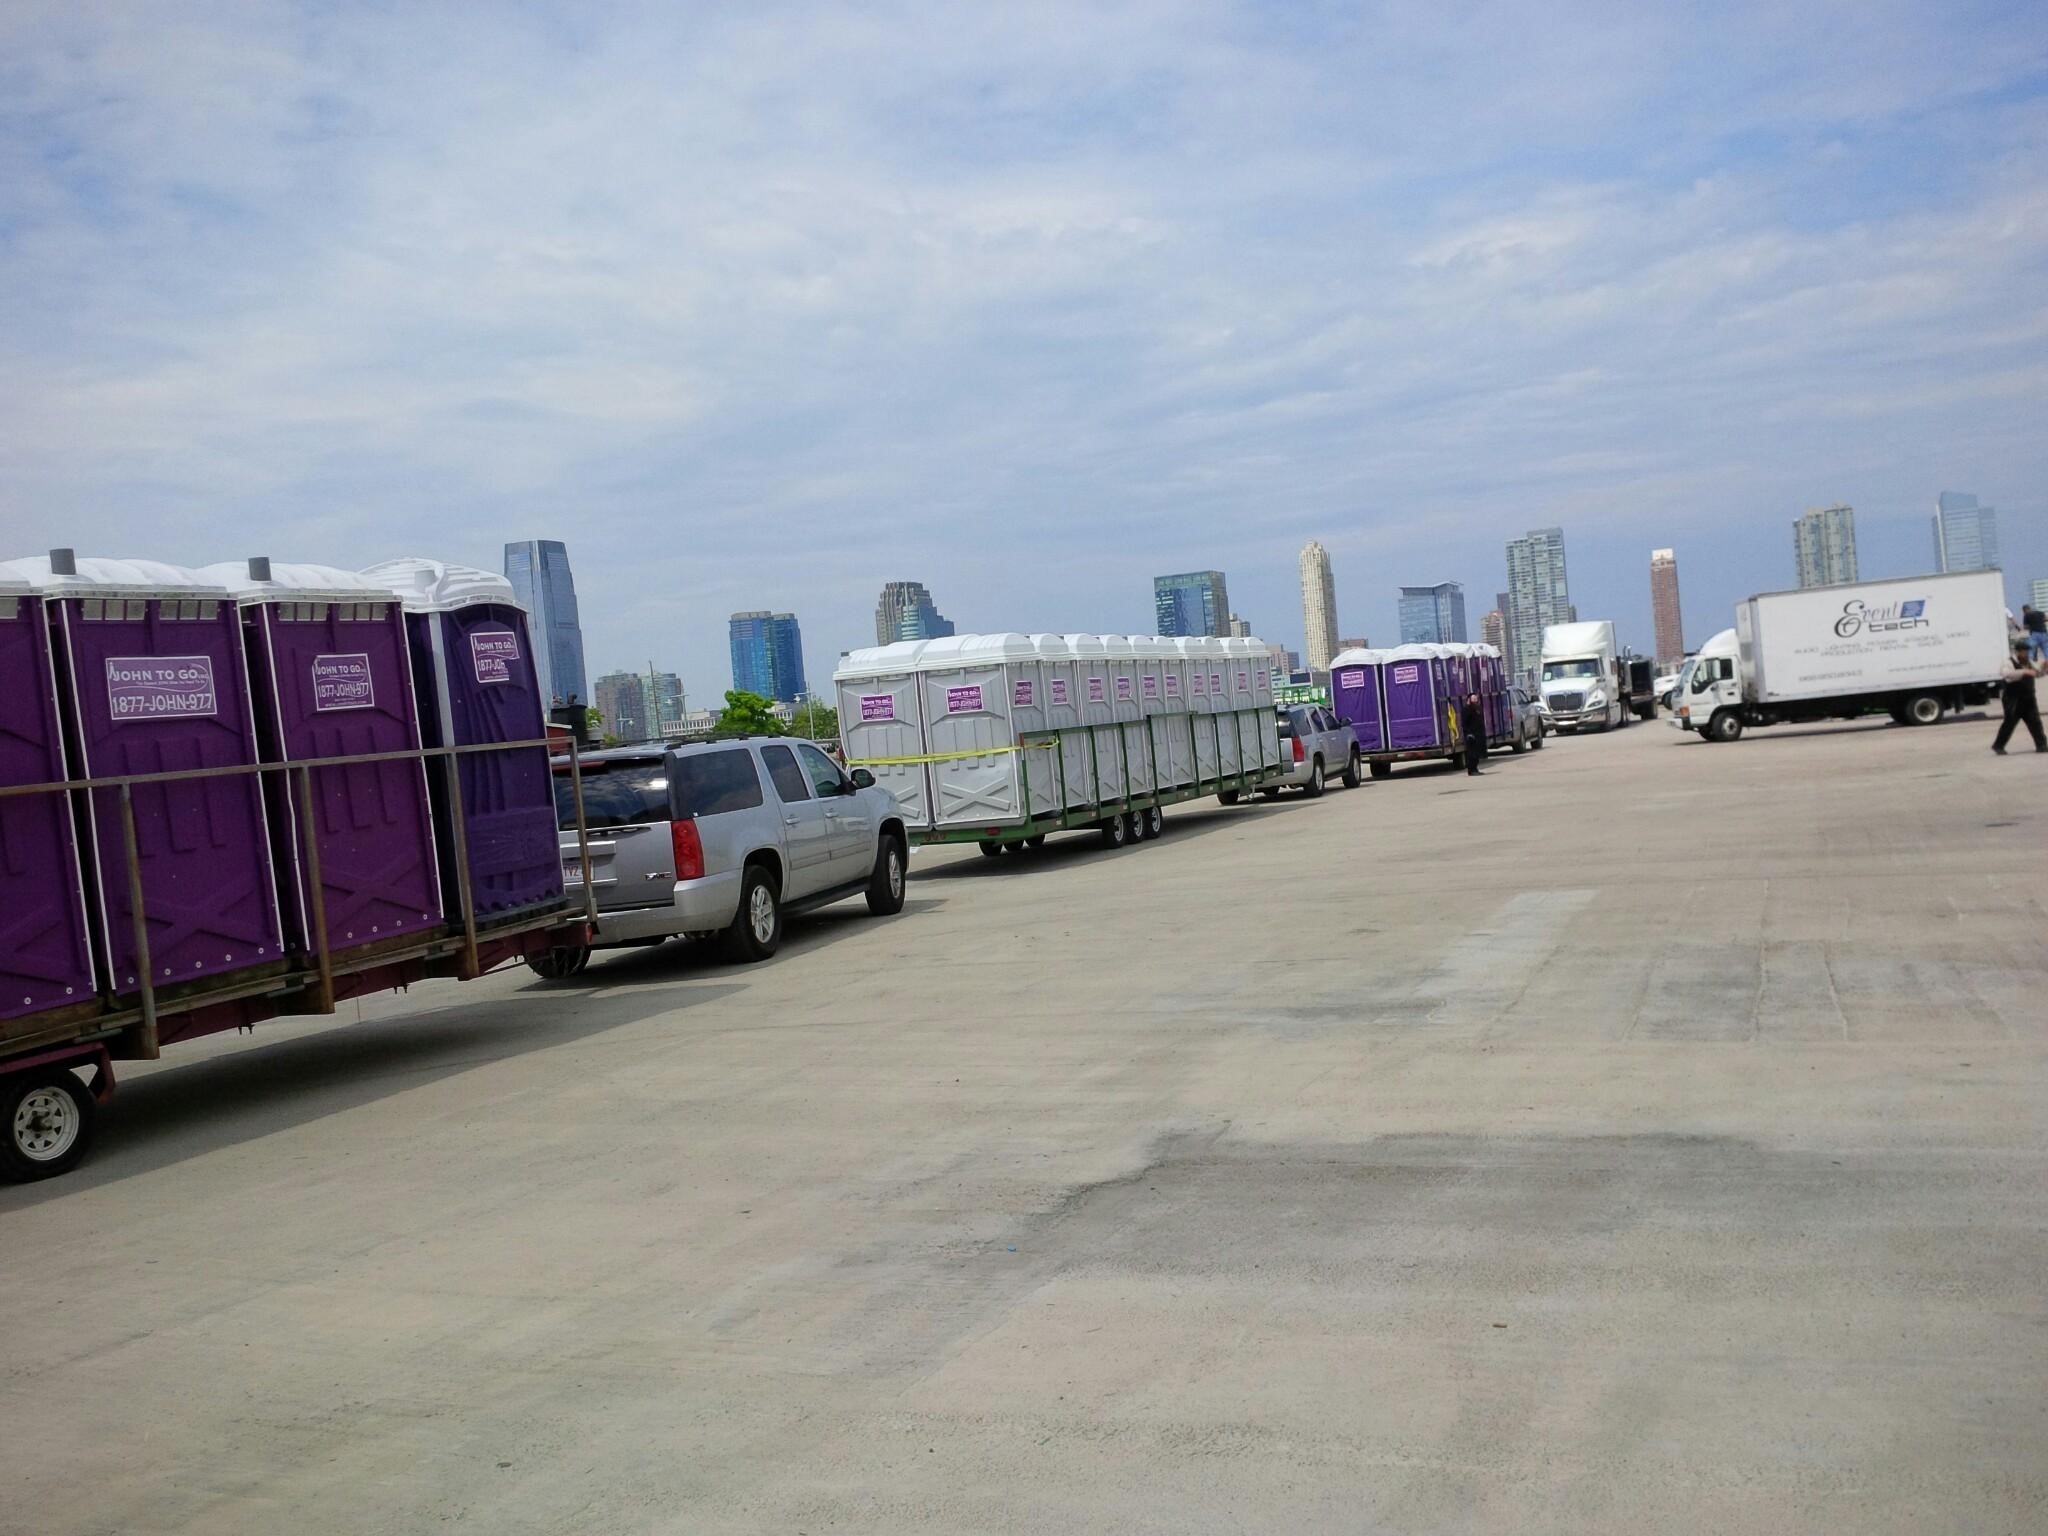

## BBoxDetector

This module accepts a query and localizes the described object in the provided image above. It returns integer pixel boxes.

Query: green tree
[714,689,781,737]
[791,697,839,741]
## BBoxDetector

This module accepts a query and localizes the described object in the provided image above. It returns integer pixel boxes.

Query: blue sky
[3,1,2044,700]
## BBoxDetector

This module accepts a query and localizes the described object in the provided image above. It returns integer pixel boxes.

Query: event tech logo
[1835,597,1928,639]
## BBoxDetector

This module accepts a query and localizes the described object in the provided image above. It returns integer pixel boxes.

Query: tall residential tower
[1505,527,1570,684]
[503,539,588,707]
[1793,504,1858,588]
[1932,492,2000,574]
[1649,548,1685,665]
[1299,541,1339,673]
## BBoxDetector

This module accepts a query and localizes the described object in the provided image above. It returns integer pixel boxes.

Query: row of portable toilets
[835,633,1285,831]
[1329,642,1512,755]
[0,552,563,1038]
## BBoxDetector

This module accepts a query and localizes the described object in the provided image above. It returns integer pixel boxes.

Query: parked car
[1263,704,1361,797]
[1654,670,1681,709]
[536,737,909,974]
[1507,686,1548,752]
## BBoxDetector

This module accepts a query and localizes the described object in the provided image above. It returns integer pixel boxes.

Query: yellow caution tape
[848,740,1058,767]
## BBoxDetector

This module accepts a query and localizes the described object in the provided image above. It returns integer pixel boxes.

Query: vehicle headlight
[1586,689,1606,705]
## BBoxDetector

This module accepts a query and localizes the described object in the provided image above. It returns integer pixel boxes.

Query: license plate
[563,863,584,885]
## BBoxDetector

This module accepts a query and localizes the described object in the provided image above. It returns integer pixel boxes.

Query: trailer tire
[1901,693,1943,726]
[1707,710,1743,743]
[1217,790,1240,806]
[721,863,784,962]
[978,840,1003,858]
[1303,759,1326,798]
[1369,760,1392,779]
[1144,806,1164,839]
[1025,834,1046,850]
[3,1067,96,1182]
[1099,813,1129,850]
[525,943,591,980]
[1342,749,1362,788]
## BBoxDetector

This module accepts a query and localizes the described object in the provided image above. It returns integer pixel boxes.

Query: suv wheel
[866,835,907,916]
[1303,758,1326,797]
[1341,749,1362,788]
[721,863,784,962]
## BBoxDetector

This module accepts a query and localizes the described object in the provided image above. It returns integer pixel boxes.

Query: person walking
[1993,644,2046,755]
[1460,691,1487,775]
[2023,603,2047,663]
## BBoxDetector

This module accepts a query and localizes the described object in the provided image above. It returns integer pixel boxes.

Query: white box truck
[1671,570,2009,742]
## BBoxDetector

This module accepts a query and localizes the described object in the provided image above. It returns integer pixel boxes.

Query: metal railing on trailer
[0,737,597,1180]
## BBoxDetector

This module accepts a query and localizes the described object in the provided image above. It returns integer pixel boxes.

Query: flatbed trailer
[899,712,1284,855]
[0,737,596,1181]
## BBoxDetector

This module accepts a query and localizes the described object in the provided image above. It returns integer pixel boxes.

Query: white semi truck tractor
[1538,620,1628,732]
[1671,570,2009,743]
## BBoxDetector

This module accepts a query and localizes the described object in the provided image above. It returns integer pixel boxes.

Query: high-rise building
[593,670,650,742]
[1337,636,1369,651]
[874,580,955,645]
[1154,570,1231,638]
[1479,608,1504,654]
[729,611,806,703]
[1225,613,1252,638]
[647,670,685,732]
[503,539,588,707]
[1649,548,1685,664]
[1793,504,1858,588]
[1299,542,1339,672]
[1493,590,1514,676]
[1932,492,2000,574]
[1505,527,1570,684]
[1396,582,1467,644]
[2032,577,2048,612]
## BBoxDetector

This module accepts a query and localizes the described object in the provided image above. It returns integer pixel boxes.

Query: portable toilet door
[1330,649,1387,754]
[1064,634,1123,803]
[1205,641,1241,777]
[0,563,97,1032]
[1005,638,1059,818]
[1384,645,1445,751]
[835,642,934,830]
[1132,637,1175,794]
[1027,635,1086,816]
[17,554,285,1002]
[918,634,1031,830]
[202,559,443,960]
[1104,636,1149,797]
[1154,640,1195,791]
[359,558,563,922]
[1176,639,1216,785]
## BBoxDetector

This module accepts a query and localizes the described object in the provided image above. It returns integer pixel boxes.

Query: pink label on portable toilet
[1087,676,1106,703]
[1164,673,1181,698]
[1235,671,1248,692]
[1191,671,1206,694]
[1392,663,1420,684]
[1049,678,1070,705]
[946,684,983,713]
[470,629,520,684]
[1211,671,1224,694]
[1115,676,1134,702]
[859,694,895,722]
[106,656,216,721]
[1142,674,1159,700]
[311,653,375,712]
[1011,679,1034,708]
[1338,669,1365,689]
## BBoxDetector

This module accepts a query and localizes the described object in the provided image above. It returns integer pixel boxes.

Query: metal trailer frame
[0,736,596,1179]
[893,707,1283,849]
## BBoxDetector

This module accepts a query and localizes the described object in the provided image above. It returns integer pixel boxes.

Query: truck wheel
[1342,750,1362,788]
[720,863,783,962]
[1303,759,1326,798]
[3,1067,96,1182]
[1902,693,1942,726]
[525,943,591,980]
[1369,760,1392,779]
[1217,790,1240,806]
[1144,806,1164,838]
[1100,813,1129,849]
[978,839,1003,858]
[1708,710,1744,743]
[865,835,907,916]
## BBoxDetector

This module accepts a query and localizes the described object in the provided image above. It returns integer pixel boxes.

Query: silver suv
[1265,704,1361,796]
[535,737,909,975]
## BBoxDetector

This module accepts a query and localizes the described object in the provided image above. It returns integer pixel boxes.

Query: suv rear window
[674,747,765,817]
[554,759,669,830]
[1275,711,1298,738]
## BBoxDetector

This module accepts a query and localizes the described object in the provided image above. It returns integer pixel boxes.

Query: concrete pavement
[3,714,2045,1534]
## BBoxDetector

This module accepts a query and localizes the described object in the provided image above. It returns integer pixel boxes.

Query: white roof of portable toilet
[1062,633,1108,661]
[923,633,1036,666]
[1329,647,1391,668]
[835,639,938,680]
[198,558,392,604]
[358,557,519,613]
[1388,642,1447,661]
[0,567,28,597]
[1101,635,1138,659]
[0,554,227,601]
[1027,634,1071,660]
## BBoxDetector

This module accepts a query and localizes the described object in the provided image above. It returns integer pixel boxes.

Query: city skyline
[1650,549,1685,666]
[1396,582,1468,646]
[1794,504,1860,589]
[728,611,807,703]
[503,539,588,708]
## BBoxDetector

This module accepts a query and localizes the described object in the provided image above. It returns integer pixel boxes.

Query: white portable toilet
[835,640,935,829]
[1030,634,1090,814]
[1175,638,1216,783]
[1102,635,1150,796]
[1064,633,1122,802]
[918,633,1036,829]
[1130,636,1173,794]
[1003,635,1060,818]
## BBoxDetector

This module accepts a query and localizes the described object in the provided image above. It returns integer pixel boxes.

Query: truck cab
[1670,628,1741,738]
[1537,621,1624,731]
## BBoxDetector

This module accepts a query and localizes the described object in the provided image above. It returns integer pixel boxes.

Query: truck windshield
[1542,660,1602,680]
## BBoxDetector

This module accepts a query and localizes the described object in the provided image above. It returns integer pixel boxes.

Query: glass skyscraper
[503,539,589,706]
[729,611,806,703]
[1153,570,1230,637]
[1932,492,1999,574]
[874,580,956,645]
[1396,582,1467,644]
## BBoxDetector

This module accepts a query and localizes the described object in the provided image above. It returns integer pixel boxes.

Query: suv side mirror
[849,767,876,789]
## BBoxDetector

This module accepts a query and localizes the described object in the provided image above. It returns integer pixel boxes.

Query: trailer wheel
[1099,813,1129,850]
[865,834,907,916]
[978,840,1003,858]
[525,943,591,980]
[3,1067,96,1182]
[720,863,783,962]
[1342,750,1362,788]
[1901,693,1943,726]
[1707,710,1743,743]
[1217,790,1240,806]
[1144,806,1164,839]
[1369,760,1392,779]
[1025,834,1046,850]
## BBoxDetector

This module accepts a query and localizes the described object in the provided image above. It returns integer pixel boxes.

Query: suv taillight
[671,819,704,882]
[1292,736,1305,762]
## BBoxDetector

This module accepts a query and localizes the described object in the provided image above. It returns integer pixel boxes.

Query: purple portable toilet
[1329,648,1388,753]
[9,554,284,1000]
[0,563,98,1032]
[202,559,444,960]
[359,559,563,923]
[1385,644,1453,752]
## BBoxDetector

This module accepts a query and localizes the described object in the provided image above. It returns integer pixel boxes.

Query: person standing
[1993,644,2046,755]
[2024,603,2047,662]
[1460,691,1487,775]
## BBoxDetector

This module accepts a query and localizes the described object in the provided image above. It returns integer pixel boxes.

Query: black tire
[720,862,783,962]
[1532,730,1545,750]
[1129,808,1151,842]
[1100,813,1129,849]
[978,839,1002,858]
[1901,693,1942,726]
[1259,786,1282,800]
[1707,709,1743,743]
[1025,834,1046,850]
[525,943,591,980]
[1217,790,1240,806]
[1302,759,1326,798]
[1510,731,1527,754]
[1369,759,1392,779]
[1144,806,1164,839]
[865,835,907,916]
[1342,750,1362,788]
[2,1066,96,1183]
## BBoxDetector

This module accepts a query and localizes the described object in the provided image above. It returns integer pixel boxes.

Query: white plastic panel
[358,557,519,613]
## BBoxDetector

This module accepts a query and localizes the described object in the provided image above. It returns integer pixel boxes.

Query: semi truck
[1671,570,2009,743]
